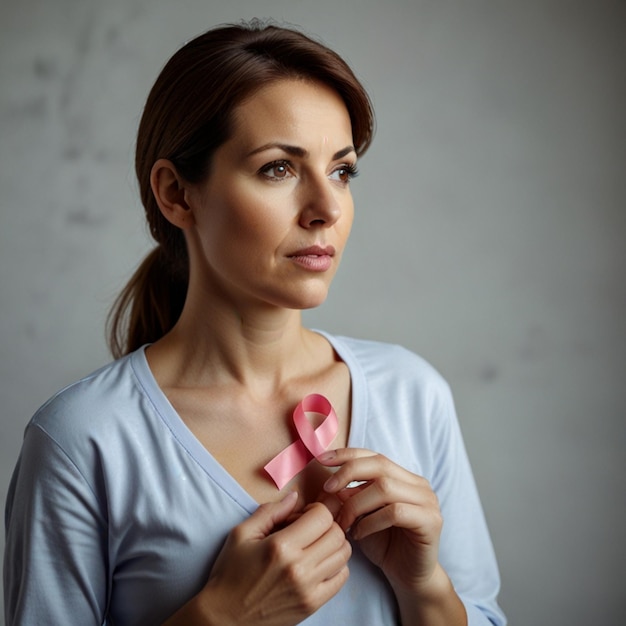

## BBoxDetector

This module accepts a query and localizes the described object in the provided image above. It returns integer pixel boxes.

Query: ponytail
[107,246,187,358]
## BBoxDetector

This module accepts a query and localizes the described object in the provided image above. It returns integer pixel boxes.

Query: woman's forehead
[227,79,353,153]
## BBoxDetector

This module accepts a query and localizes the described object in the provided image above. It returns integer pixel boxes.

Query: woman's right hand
[163,491,351,625]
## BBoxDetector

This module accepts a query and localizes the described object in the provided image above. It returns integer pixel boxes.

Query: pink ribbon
[264,394,338,490]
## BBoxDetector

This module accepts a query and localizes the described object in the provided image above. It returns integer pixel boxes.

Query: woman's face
[185,78,356,312]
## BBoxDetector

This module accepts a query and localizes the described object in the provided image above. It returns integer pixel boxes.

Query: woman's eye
[260,161,292,180]
[330,164,359,184]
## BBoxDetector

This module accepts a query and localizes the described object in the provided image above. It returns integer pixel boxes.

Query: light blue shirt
[4,332,506,625]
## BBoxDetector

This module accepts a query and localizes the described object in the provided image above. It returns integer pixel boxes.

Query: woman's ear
[150,159,195,229]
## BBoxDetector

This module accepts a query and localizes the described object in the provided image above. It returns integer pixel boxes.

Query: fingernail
[317,450,337,462]
[281,491,298,503]
[323,476,339,492]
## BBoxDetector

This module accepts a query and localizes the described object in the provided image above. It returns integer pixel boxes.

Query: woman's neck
[147,293,320,398]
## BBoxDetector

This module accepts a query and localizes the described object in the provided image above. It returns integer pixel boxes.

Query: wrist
[390,562,447,598]
[392,565,467,626]
[161,582,233,626]
[193,580,235,626]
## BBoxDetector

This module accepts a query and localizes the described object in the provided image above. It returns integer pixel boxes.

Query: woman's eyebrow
[332,145,356,160]
[245,143,356,160]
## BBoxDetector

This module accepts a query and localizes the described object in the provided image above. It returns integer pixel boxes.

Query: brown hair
[107,20,375,358]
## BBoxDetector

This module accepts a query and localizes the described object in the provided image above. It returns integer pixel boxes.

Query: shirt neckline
[130,330,367,514]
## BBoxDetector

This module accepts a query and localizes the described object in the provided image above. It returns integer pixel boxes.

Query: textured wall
[1,1,625,624]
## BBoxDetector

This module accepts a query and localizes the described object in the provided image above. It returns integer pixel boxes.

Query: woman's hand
[317,448,443,595]
[164,491,351,626]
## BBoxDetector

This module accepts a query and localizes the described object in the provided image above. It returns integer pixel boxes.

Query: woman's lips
[288,245,336,271]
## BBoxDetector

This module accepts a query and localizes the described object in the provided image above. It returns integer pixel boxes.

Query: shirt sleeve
[4,423,109,626]
[429,381,507,626]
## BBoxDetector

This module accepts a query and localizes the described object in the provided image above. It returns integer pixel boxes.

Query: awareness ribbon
[264,393,338,490]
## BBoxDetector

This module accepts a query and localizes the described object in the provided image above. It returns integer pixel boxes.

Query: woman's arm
[4,426,109,625]
[392,564,467,626]
[318,448,467,626]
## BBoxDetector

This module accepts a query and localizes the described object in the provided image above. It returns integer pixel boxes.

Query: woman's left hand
[317,448,443,595]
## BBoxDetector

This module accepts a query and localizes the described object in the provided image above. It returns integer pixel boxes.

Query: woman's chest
[171,383,351,507]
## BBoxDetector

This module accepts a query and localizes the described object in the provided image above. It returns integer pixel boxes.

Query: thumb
[241,491,299,541]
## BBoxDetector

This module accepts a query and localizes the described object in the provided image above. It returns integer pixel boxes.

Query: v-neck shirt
[4,332,506,626]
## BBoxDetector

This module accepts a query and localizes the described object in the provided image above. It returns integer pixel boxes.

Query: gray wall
[1,1,624,624]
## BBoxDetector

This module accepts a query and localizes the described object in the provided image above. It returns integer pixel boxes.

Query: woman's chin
[286,290,330,312]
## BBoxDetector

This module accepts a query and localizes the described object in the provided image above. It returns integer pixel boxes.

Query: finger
[317,447,377,466]
[238,491,299,541]
[352,502,443,543]
[315,491,343,518]
[275,501,335,549]
[268,516,351,598]
[306,561,351,609]
[332,481,370,504]
[322,452,417,494]
[335,476,426,531]
[303,522,352,580]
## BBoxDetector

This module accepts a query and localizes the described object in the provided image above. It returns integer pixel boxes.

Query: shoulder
[27,349,148,451]
[321,331,450,394]
[319,331,458,435]
[319,333,461,478]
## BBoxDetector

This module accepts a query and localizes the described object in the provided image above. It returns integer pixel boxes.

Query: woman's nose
[297,176,342,228]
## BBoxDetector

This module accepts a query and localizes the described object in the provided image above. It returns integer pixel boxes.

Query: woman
[4,21,506,625]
